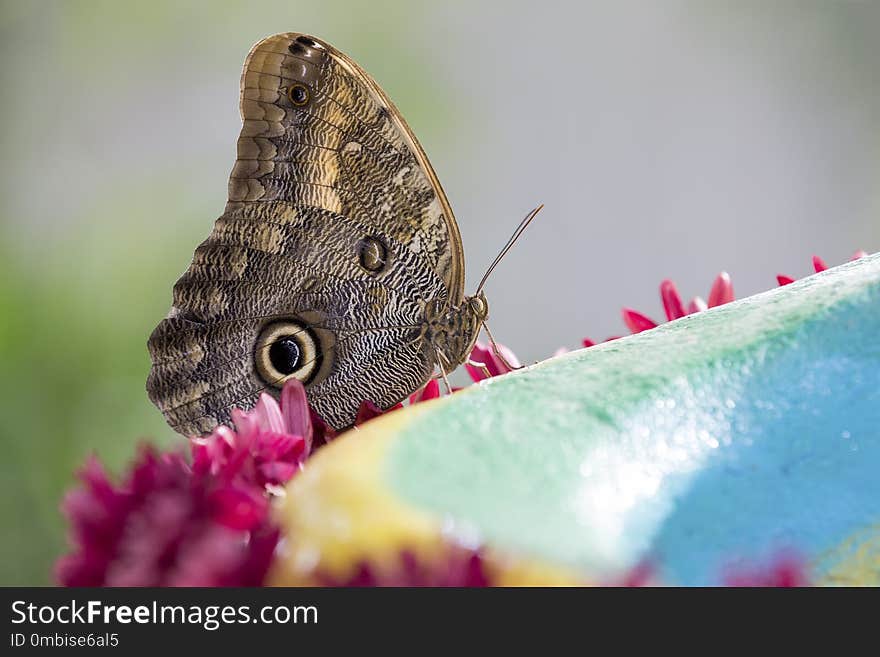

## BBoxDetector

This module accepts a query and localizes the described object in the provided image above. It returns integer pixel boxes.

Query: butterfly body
[147,33,487,435]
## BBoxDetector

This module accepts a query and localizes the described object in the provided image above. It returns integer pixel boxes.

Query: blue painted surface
[649,294,880,584]
[390,254,880,584]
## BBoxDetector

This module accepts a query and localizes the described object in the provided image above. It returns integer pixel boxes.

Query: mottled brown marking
[147,33,484,436]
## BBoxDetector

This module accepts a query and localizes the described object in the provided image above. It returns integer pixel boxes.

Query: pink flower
[354,399,404,426]
[309,408,337,448]
[191,379,312,491]
[328,379,458,431]
[55,447,278,586]
[619,271,735,336]
[409,378,441,404]
[56,380,318,587]
[585,252,867,345]
[777,250,866,285]
[465,341,521,382]
[350,378,460,427]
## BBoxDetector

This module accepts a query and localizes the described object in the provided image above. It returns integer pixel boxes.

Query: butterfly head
[423,292,489,372]
[454,292,490,368]
[457,291,490,363]
[465,292,489,323]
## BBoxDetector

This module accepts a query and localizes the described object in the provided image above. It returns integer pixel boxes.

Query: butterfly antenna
[475,204,543,295]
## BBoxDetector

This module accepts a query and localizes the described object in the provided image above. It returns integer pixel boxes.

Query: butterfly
[147,33,533,435]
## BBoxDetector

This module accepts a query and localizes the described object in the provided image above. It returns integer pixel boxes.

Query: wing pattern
[147,33,465,433]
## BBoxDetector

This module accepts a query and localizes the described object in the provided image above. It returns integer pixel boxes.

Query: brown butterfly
[146,33,533,435]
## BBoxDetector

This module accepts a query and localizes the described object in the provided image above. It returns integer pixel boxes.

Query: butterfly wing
[147,33,465,434]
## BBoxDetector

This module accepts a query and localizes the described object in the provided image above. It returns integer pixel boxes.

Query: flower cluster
[57,253,861,586]
[582,251,866,345]
[190,382,312,493]
[56,381,314,586]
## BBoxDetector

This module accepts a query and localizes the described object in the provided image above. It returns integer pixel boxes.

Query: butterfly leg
[483,322,523,371]
[466,358,492,380]
[433,348,454,395]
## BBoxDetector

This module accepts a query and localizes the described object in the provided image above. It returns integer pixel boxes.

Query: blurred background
[1,0,878,584]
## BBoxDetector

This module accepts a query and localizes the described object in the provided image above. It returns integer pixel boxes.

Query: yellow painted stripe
[267,399,583,585]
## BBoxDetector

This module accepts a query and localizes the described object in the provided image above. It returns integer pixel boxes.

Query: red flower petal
[355,400,383,425]
[355,400,402,426]
[687,297,708,314]
[409,379,441,404]
[226,525,280,587]
[56,446,278,587]
[280,379,313,452]
[465,341,520,382]
[255,432,306,468]
[660,279,686,321]
[209,486,268,531]
[812,255,827,273]
[776,274,795,286]
[621,308,658,334]
[252,392,285,434]
[257,461,299,486]
[230,408,258,441]
[309,408,337,448]
[582,338,596,348]
[707,272,734,307]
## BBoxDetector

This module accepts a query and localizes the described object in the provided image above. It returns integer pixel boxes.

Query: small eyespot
[296,35,319,48]
[254,320,322,387]
[288,83,310,107]
[357,236,389,273]
[289,36,325,55]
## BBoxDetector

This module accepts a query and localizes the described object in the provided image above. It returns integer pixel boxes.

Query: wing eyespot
[287,83,310,107]
[288,42,308,55]
[254,320,323,387]
[295,35,321,49]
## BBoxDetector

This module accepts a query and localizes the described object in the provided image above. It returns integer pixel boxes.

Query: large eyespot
[357,236,389,273]
[287,83,310,107]
[254,320,322,387]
